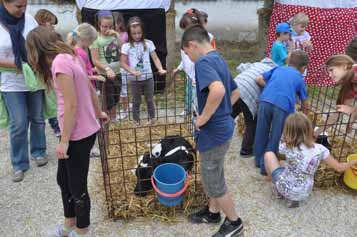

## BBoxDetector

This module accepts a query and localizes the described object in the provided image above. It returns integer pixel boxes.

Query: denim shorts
[272,167,285,183]
[200,140,231,198]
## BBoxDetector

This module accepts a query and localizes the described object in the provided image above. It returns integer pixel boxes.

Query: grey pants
[131,79,155,122]
[200,140,231,198]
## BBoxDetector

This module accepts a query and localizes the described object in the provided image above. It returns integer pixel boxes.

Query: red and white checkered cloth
[267,1,357,86]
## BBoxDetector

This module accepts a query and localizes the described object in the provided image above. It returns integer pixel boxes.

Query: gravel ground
[1,127,357,237]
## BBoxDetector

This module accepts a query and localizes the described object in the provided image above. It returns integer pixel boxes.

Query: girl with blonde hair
[265,112,357,208]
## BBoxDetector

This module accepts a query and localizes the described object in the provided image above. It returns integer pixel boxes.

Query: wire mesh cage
[306,85,357,188]
[236,85,357,189]
[97,72,206,221]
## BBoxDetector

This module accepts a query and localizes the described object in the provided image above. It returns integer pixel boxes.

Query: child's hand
[304,41,313,51]
[56,142,69,159]
[158,69,166,75]
[99,111,109,124]
[172,68,179,78]
[195,115,206,130]
[352,159,357,167]
[96,75,106,82]
[132,71,142,77]
[337,105,354,115]
[105,67,116,79]
[107,29,119,37]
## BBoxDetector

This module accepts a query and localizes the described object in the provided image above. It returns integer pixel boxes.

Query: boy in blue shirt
[181,25,243,237]
[271,22,291,66]
[254,51,309,175]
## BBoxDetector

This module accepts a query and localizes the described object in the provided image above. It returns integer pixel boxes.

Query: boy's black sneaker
[212,217,244,237]
[239,150,253,158]
[188,206,221,224]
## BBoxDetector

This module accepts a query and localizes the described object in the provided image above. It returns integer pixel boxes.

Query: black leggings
[57,133,96,228]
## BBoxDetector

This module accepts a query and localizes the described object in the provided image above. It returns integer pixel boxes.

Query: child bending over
[254,51,309,175]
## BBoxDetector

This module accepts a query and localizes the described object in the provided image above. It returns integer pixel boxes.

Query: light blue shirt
[270,41,288,66]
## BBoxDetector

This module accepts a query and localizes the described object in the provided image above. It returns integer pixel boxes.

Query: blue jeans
[2,90,47,171]
[272,167,285,183]
[254,102,288,173]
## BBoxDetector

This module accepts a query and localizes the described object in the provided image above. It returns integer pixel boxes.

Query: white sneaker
[69,230,89,237]
[48,224,74,237]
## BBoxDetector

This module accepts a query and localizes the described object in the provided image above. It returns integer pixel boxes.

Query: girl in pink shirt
[26,26,108,237]
[67,23,106,87]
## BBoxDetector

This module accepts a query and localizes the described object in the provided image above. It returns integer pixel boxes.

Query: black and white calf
[134,135,195,196]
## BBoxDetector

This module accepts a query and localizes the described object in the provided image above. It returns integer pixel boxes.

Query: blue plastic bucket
[151,163,189,206]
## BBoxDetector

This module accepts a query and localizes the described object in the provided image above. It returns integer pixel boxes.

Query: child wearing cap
[270,22,291,66]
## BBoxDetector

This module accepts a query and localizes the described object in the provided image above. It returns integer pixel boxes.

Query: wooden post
[257,0,274,57]
[166,0,176,81]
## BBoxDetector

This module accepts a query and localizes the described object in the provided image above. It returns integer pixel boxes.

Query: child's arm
[324,155,357,173]
[88,75,106,82]
[120,53,141,76]
[284,48,292,65]
[196,81,225,129]
[0,60,17,70]
[90,48,116,79]
[150,51,166,75]
[231,88,240,105]
[55,73,77,159]
[337,104,357,115]
[256,75,266,87]
[108,30,125,46]
[301,99,309,115]
[172,61,184,77]
[89,81,109,122]
[304,40,313,51]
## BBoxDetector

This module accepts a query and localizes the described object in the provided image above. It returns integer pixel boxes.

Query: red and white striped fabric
[267,0,357,86]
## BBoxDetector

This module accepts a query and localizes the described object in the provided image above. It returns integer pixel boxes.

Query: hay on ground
[95,119,207,221]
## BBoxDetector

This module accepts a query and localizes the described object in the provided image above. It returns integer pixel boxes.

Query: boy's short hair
[181,24,210,49]
[291,12,309,26]
[288,51,309,69]
[346,38,357,62]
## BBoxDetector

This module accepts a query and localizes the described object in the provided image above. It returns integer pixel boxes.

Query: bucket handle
[151,173,190,198]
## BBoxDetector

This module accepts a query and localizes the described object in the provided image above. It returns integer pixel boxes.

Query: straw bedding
[92,120,207,221]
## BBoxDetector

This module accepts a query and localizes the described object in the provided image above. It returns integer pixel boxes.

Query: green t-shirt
[90,35,120,74]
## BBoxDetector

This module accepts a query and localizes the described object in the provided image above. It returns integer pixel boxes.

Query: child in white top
[289,12,312,52]
[265,112,357,207]
[173,8,216,115]
[120,16,166,125]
